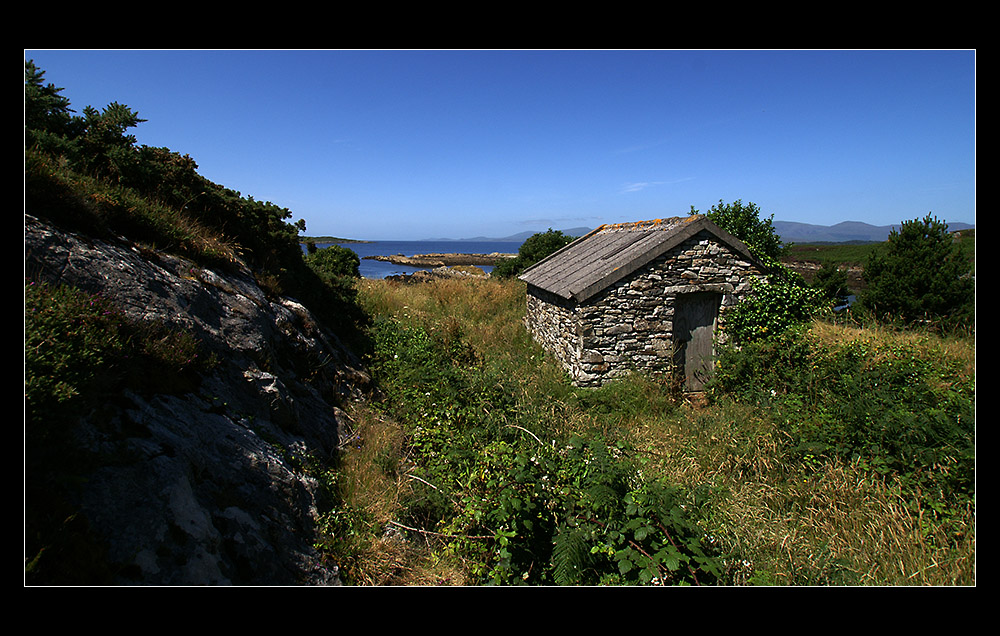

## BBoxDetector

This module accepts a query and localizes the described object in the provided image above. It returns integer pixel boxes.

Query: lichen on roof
[595,215,702,234]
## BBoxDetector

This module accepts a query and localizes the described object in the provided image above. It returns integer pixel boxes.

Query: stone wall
[525,285,582,376]
[525,231,766,387]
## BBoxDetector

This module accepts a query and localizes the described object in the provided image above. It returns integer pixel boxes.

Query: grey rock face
[25,215,369,585]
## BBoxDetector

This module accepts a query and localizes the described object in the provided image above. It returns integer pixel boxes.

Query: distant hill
[426,227,595,242]
[774,220,975,244]
[428,220,974,244]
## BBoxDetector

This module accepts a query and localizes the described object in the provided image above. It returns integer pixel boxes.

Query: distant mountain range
[432,220,975,244]
[426,227,594,243]
[772,220,974,244]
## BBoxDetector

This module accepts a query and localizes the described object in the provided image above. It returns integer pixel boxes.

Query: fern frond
[552,525,590,586]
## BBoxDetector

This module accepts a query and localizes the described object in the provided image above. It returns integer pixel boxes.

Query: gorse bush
[25,60,367,343]
[24,279,215,583]
[25,279,210,432]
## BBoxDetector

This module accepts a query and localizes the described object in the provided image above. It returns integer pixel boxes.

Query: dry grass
[809,317,975,374]
[333,404,472,585]
[636,398,975,586]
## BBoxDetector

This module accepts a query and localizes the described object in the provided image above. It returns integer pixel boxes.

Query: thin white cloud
[621,181,664,193]
[620,177,693,194]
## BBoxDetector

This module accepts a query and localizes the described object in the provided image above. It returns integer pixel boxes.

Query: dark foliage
[492,229,577,279]
[858,214,975,329]
[24,59,367,343]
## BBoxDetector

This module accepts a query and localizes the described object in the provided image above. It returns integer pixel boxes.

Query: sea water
[302,239,522,279]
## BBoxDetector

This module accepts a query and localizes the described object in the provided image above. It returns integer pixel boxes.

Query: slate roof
[518,215,761,302]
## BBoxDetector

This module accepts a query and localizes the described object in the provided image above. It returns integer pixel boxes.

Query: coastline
[364,252,515,268]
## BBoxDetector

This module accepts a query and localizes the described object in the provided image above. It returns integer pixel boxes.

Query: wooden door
[673,292,722,391]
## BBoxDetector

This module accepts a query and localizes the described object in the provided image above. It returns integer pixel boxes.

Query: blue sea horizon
[302,239,523,279]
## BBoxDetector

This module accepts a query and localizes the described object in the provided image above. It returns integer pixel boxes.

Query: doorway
[673,292,722,391]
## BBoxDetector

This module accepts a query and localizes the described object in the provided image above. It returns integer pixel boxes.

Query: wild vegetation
[25,61,974,585]
[24,60,366,343]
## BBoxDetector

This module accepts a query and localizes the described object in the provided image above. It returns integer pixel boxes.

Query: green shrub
[25,60,367,344]
[858,214,975,329]
[25,278,214,583]
[700,199,786,261]
[492,229,576,279]
[25,279,210,434]
[364,310,720,585]
[726,279,826,345]
[305,243,361,279]
[811,263,851,306]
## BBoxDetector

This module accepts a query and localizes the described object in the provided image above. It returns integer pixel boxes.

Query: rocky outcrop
[25,214,369,585]
[364,252,514,267]
[385,265,489,283]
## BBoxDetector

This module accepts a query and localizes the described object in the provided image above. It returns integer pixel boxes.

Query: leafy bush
[492,229,576,279]
[446,435,721,585]
[699,199,786,261]
[811,262,850,302]
[362,310,720,585]
[726,278,826,345]
[305,243,361,280]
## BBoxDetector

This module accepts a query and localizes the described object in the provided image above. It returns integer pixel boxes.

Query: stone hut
[518,215,768,389]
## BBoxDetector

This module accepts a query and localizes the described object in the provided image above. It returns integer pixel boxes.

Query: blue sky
[25,49,976,240]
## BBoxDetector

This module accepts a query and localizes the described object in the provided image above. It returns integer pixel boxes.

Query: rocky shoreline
[385,265,491,284]
[363,252,515,268]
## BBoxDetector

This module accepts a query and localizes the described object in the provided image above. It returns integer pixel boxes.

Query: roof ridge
[596,215,702,233]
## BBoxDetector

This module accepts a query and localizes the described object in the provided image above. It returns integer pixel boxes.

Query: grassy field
[324,276,975,586]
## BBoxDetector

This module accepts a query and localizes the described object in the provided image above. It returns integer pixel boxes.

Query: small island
[300,236,373,244]
[364,252,516,267]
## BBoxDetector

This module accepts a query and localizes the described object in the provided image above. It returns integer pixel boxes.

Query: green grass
[785,230,974,271]
[784,242,880,268]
